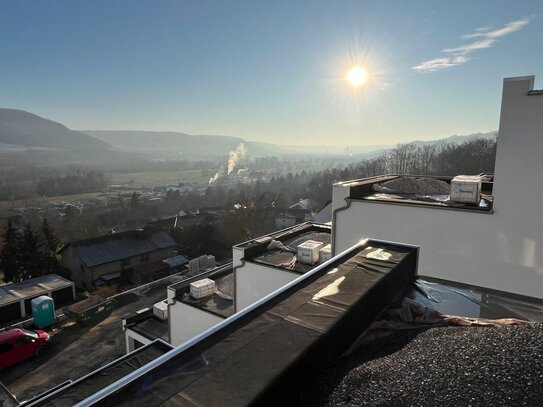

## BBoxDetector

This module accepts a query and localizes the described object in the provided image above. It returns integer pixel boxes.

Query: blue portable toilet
[32,295,56,328]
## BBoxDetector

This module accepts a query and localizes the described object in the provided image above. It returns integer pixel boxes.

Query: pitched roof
[68,230,176,268]
[313,202,332,224]
[289,198,317,211]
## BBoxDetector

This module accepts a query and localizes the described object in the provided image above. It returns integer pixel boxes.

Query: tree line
[0,218,65,283]
[36,170,108,197]
[162,136,497,215]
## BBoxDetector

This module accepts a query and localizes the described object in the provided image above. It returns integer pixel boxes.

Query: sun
[347,66,368,87]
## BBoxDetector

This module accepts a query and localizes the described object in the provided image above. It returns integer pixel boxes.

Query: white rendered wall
[125,329,152,354]
[235,262,299,311]
[333,76,543,299]
[169,301,223,347]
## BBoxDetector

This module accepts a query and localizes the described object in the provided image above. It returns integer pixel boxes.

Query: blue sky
[1,0,542,146]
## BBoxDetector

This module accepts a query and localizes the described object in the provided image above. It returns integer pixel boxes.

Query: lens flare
[347,66,368,87]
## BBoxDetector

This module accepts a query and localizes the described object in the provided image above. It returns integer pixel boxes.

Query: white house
[332,76,543,299]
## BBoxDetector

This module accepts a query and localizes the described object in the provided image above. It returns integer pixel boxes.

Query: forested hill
[83,130,284,157]
[0,108,110,150]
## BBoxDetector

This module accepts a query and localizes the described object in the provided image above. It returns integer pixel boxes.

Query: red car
[0,328,50,370]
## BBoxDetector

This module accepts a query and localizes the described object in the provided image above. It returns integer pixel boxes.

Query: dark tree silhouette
[0,219,20,283]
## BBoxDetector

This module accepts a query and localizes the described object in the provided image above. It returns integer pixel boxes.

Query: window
[0,342,13,353]
[16,336,33,346]
[22,329,38,339]
[80,264,85,273]
[140,253,149,264]
[121,258,131,267]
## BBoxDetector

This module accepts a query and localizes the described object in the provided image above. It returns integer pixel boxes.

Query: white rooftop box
[297,240,325,265]
[319,244,332,264]
[153,300,169,321]
[450,175,482,204]
[190,278,216,299]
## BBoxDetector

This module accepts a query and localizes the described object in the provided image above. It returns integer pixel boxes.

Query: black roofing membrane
[97,242,417,406]
[33,341,172,407]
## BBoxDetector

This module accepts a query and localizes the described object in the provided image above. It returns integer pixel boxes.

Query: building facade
[332,76,543,299]
[60,229,178,289]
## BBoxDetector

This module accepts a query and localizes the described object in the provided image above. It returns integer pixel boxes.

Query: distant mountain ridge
[83,130,284,157]
[0,108,497,159]
[409,131,497,148]
[0,108,110,150]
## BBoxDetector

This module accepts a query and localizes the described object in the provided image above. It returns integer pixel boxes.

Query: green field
[108,169,208,188]
[0,170,210,209]
[0,192,104,210]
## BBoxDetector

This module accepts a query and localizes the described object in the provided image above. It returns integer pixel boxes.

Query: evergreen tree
[41,217,59,254]
[18,223,42,280]
[0,219,20,283]
[39,217,64,277]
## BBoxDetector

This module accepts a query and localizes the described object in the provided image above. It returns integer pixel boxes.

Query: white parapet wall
[332,76,543,299]
[125,328,154,354]
[169,301,224,347]
[234,261,300,312]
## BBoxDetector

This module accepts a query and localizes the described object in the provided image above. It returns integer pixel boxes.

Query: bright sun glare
[347,66,368,87]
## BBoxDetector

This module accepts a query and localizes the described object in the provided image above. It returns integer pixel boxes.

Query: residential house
[60,229,178,289]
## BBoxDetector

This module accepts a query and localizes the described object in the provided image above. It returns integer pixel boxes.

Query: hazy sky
[1,0,542,146]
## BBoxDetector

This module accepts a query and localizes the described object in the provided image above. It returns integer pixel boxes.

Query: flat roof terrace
[80,239,418,406]
[340,174,494,213]
[235,222,332,273]
[167,263,235,319]
[176,272,234,318]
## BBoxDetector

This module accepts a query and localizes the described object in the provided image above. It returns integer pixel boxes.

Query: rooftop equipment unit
[319,244,332,264]
[297,240,325,265]
[206,255,216,269]
[450,175,482,204]
[199,255,209,270]
[189,258,200,275]
[190,278,216,300]
[153,300,169,321]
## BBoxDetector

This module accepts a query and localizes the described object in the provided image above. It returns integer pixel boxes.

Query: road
[1,281,173,402]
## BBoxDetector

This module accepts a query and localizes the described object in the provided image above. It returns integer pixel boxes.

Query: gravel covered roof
[285,324,543,406]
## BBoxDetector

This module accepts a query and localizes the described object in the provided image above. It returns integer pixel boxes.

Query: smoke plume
[209,143,248,184]
[227,143,247,175]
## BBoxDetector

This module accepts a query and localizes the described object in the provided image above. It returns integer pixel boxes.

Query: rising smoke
[227,143,247,175]
[209,143,247,184]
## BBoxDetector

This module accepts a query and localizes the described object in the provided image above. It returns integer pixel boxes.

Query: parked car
[0,328,50,370]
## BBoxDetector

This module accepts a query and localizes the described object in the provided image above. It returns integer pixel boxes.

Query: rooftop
[175,268,234,318]
[281,277,543,405]
[22,340,172,406]
[75,239,418,406]
[0,274,73,307]
[64,229,177,268]
[286,323,543,407]
[129,313,169,343]
[162,254,189,268]
[339,174,494,213]
[235,222,332,273]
